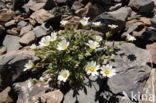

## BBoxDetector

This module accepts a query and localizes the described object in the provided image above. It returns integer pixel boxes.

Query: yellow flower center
[90,45,96,49]
[63,45,68,50]
[103,69,110,75]
[89,67,95,72]
[62,73,68,78]
[44,41,50,46]
[28,64,34,68]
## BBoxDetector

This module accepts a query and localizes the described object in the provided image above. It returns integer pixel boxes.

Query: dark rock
[30,9,54,24]
[129,0,154,14]
[3,35,22,52]
[0,50,37,91]
[19,31,36,45]
[17,21,28,27]
[91,0,113,7]
[92,12,125,34]
[0,87,13,103]
[33,25,48,38]
[108,7,131,22]
[0,25,5,36]
[13,0,26,10]
[146,43,156,64]
[141,27,156,42]
[71,1,84,11]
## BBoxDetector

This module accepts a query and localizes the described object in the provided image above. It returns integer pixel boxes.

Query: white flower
[39,36,51,47]
[58,70,70,82]
[60,20,68,27]
[57,39,69,51]
[100,64,116,78]
[125,34,136,41]
[30,44,37,50]
[92,22,101,27]
[85,61,100,76]
[50,32,57,42]
[86,40,100,49]
[94,35,102,42]
[24,60,34,71]
[80,17,90,27]
[108,24,118,29]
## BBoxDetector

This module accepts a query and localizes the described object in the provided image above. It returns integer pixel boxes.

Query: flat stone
[13,79,63,103]
[0,50,37,91]
[140,69,156,103]
[5,20,16,27]
[33,25,47,38]
[71,1,84,11]
[129,0,154,14]
[0,87,13,103]
[19,31,36,45]
[30,9,54,24]
[0,10,14,22]
[20,24,33,36]
[108,7,132,21]
[17,21,28,27]
[146,43,156,64]
[108,43,151,101]
[3,35,22,52]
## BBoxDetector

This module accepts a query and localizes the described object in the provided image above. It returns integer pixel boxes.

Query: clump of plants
[24,17,119,87]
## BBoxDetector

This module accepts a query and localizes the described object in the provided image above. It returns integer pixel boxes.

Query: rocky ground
[0,0,156,103]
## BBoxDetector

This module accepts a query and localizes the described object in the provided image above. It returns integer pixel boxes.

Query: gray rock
[108,43,151,101]
[108,7,131,22]
[19,31,36,45]
[151,16,156,27]
[33,25,48,38]
[56,0,67,4]
[140,69,156,103]
[71,1,84,11]
[3,35,22,53]
[0,50,37,91]
[64,43,151,103]
[13,79,63,103]
[17,21,28,27]
[129,0,154,14]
